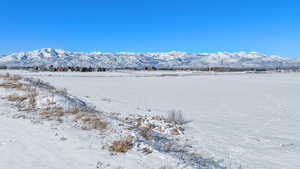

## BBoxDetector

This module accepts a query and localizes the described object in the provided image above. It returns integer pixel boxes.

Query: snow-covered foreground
[0,71,209,169]
[0,100,178,169]
[1,70,300,169]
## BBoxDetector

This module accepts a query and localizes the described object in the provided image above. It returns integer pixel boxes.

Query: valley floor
[1,70,300,169]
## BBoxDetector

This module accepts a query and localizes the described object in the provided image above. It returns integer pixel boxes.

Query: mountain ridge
[0,48,299,68]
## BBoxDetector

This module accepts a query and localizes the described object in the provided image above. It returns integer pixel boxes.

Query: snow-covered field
[1,70,300,169]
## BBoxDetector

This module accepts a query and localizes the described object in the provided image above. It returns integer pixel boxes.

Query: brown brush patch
[5,95,27,102]
[7,75,22,81]
[66,108,80,115]
[75,112,97,123]
[89,119,108,130]
[0,82,22,89]
[4,83,34,92]
[75,113,108,130]
[0,73,10,79]
[125,116,144,123]
[110,135,134,153]
[75,113,86,120]
[40,107,65,117]
[151,115,162,121]
[80,114,98,122]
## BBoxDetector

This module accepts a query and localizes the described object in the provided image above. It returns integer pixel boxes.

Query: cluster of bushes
[0,73,38,111]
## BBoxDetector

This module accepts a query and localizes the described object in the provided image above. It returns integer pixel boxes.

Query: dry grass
[0,82,34,93]
[66,108,81,115]
[89,119,108,130]
[76,113,98,123]
[7,75,22,81]
[27,88,38,110]
[125,116,144,123]
[75,112,86,120]
[1,74,109,132]
[151,115,162,121]
[110,135,134,153]
[159,74,179,77]
[5,95,28,102]
[76,113,108,130]
[0,82,24,89]
[0,74,39,112]
[40,107,65,117]
[0,73,22,81]
[0,74,27,90]
[0,73,10,79]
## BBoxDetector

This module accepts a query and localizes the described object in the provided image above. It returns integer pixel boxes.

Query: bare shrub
[110,135,134,153]
[90,119,108,130]
[142,147,152,154]
[27,88,38,110]
[164,109,186,125]
[139,127,153,140]
[45,96,56,106]
[163,143,172,152]
[163,141,189,153]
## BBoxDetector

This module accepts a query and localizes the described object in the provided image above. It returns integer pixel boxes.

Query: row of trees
[36,66,108,72]
[1,65,299,72]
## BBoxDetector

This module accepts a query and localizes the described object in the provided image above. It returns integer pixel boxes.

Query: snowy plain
[1,70,300,169]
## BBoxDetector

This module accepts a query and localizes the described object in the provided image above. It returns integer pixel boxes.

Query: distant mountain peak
[0,48,299,68]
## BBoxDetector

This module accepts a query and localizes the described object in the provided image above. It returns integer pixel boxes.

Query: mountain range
[0,48,299,68]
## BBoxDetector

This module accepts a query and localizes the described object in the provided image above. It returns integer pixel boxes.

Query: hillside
[1,48,300,68]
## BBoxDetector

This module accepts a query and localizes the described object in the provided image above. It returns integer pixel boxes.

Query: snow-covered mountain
[0,48,299,68]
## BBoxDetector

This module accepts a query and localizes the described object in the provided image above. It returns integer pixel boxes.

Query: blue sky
[0,0,299,58]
